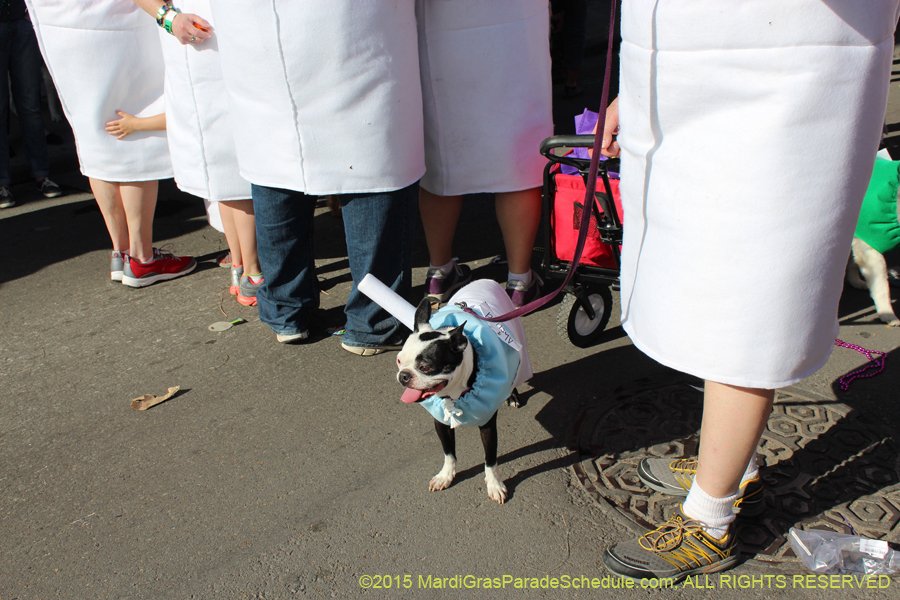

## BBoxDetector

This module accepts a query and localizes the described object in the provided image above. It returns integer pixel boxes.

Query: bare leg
[495,188,541,275]
[226,198,261,275]
[695,381,773,497]
[88,178,128,252]
[218,201,242,267]
[419,188,463,266]
[120,181,158,262]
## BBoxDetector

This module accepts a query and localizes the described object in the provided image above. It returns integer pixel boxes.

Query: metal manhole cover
[571,381,900,570]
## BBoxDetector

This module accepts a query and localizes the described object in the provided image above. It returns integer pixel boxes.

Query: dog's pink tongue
[401,387,425,404]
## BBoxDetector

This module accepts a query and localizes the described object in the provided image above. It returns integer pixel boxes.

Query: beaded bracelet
[155,3,171,26]
[163,6,182,35]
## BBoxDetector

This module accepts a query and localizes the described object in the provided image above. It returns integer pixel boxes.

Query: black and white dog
[397,287,530,504]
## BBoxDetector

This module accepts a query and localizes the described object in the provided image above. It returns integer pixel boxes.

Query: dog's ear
[448,322,468,353]
[413,297,433,332]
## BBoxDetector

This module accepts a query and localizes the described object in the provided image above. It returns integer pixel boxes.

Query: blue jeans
[252,185,320,336]
[0,19,51,186]
[339,184,416,347]
[251,183,417,344]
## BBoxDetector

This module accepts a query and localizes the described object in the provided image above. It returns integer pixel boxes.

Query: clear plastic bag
[789,528,900,575]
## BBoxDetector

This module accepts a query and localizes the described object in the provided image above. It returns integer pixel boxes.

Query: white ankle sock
[508,269,532,286]
[743,452,759,482]
[431,260,455,275]
[682,480,736,540]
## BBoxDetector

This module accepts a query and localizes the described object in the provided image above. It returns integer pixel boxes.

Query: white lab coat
[26,0,172,182]
[208,0,424,195]
[617,0,900,388]
[417,0,552,196]
[159,0,249,207]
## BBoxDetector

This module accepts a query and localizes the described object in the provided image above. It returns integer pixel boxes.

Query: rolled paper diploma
[359,273,415,331]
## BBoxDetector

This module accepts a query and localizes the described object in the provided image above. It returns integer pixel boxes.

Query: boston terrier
[397,294,527,504]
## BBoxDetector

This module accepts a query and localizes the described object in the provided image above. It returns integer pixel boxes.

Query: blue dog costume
[418,280,532,428]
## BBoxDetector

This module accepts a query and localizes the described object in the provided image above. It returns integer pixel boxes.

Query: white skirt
[26,0,172,182]
[417,0,553,196]
[159,0,250,206]
[208,0,424,195]
[617,0,900,388]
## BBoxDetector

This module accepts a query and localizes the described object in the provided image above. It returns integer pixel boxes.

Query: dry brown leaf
[130,386,180,411]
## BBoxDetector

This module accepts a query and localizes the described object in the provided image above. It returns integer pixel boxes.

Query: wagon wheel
[556,286,613,348]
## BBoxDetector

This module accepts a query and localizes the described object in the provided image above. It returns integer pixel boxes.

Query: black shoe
[424,261,472,304]
[36,177,63,198]
[0,186,14,208]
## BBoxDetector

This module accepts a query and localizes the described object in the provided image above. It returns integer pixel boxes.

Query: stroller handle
[539,135,620,172]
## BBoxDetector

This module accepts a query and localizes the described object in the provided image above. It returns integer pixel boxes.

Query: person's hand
[601,98,620,158]
[590,97,621,158]
[105,111,139,139]
[599,97,620,158]
[171,12,212,46]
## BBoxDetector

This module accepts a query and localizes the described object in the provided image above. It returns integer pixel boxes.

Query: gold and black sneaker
[604,506,739,584]
[637,457,764,516]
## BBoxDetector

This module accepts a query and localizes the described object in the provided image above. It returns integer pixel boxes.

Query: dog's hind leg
[430,420,457,491]
[852,238,899,326]
[479,412,507,504]
[846,249,867,290]
[506,387,524,408]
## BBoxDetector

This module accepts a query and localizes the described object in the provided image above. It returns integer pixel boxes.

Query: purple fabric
[561,109,618,178]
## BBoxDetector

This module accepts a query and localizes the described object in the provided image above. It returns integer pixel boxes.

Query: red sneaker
[122,248,197,288]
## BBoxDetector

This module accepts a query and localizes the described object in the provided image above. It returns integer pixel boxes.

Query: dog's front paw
[429,471,455,492]
[429,456,456,492]
[485,467,507,504]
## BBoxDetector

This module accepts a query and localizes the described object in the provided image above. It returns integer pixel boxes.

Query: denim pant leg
[339,182,417,347]
[0,24,11,185]
[8,20,50,181]
[251,184,320,335]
